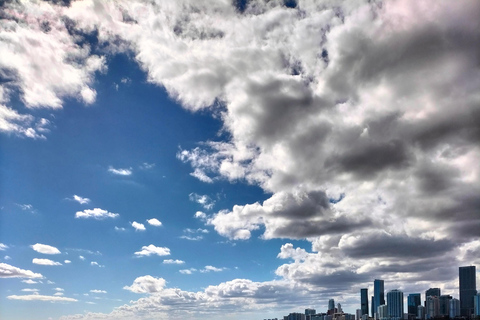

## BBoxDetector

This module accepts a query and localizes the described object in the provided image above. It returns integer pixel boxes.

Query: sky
[0,0,479,319]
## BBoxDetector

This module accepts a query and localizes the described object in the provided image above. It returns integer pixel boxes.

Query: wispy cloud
[179,268,197,275]
[189,193,215,210]
[163,259,185,265]
[134,245,170,257]
[108,166,132,176]
[72,195,91,205]
[0,243,8,251]
[75,208,119,220]
[31,243,61,255]
[7,294,77,302]
[139,162,155,170]
[90,289,107,294]
[201,265,226,273]
[32,258,62,266]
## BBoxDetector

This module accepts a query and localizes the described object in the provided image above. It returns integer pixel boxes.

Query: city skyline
[1,0,480,319]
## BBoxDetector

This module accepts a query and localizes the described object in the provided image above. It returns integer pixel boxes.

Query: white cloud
[7,294,77,302]
[73,195,91,205]
[54,292,64,296]
[75,208,119,220]
[31,243,61,255]
[179,268,197,275]
[0,263,42,278]
[17,204,34,211]
[21,288,39,292]
[123,275,166,294]
[4,256,11,260]
[54,288,64,292]
[201,265,225,273]
[163,259,185,265]
[189,193,215,210]
[90,289,107,294]
[0,243,8,250]
[79,256,85,261]
[131,221,146,231]
[90,261,104,267]
[139,162,155,170]
[32,258,62,266]
[114,226,126,231]
[134,245,170,257]
[22,279,38,284]
[64,260,71,264]
[108,166,132,176]
[146,218,162,227]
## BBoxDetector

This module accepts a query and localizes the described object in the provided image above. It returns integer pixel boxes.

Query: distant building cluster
[268,266,479,320]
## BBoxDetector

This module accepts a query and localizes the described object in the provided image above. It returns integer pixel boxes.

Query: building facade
[459,266,477,317]
[374,280,385,319]
[387,289,404,320]
[450,298,460,318]
[408,293,421,316]
[361,288,369,316]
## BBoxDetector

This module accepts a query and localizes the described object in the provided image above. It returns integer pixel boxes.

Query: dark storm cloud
[340,232,456,259]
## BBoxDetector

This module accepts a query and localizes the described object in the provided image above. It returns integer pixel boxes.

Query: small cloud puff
[90,289,107,293]
[146,218,162,227]
[134,245,170,257]
[163,259,185,264]
[31,243,61,255]
[131,221,146,231]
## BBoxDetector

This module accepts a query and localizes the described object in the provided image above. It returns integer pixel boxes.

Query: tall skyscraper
[408,293,421,316]
[387,289,404,320]
[361,288,369,316]
[426,296,440,319]
[474,294,480,316]
[374,279,385,318]
[329,299,335,312]
[459,266,477,317]
[425,288,441,300]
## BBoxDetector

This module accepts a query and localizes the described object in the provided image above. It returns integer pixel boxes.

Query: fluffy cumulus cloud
[134,245,171,257]
[5,0,480,318]
[123,275,166,294]
[0,263,43,279]
[75,208,119,220]
[31,243,61,255]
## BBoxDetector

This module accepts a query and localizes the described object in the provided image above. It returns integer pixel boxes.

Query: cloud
[123,275,166,294]
[0,263,43,278]
[179,268,197,275]
[115,226,126,231]
[90,289,107,294]
[108,166,132,176]
[134,245,171,257]
[54,288,64,292]
[22,279,38,284]
[32,258,62,266]
[189,193,215,210]
[73,195,91,205]
[139,162,155,170]
[16,204,34,211]
[180,228,209,241]
[163,259,185,265]
[75,208,119,220]
[201,266,226,273]
[7,295,77,302]
[131,221,146,231]
[79,256,85,261]
[4,256,11,260]
[21,288,39,292]
[0,243,8,250]
[90,261,104,267]
[64,260,71,264]
[31,243,61,255]
[146,218,162,227]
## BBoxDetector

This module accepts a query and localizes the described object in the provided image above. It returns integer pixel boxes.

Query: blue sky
[1,1,480,320]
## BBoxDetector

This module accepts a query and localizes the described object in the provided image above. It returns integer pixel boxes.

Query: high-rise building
[357,309,363,320]
[450,298,460,318]
[387,289,404,320]
[371,296,375,318]
[374,280,385,319]
[425,288,441,301]
[329,299,335,312]
[408,293,421,316]
[474,294,480,317]
[305,309,316,320]
[426,296,440,319]
[459,266,477,317]
[378,305,388,320]
[439,295,452,316]
[361,289,369,316]
[417,305,426,320]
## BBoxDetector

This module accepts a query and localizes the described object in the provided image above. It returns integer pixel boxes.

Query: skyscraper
[387,289,404,320]
[439,295,452,316]
[426,296,440,319]
[374,279,385,318]
[329,299,335,312]
[408,293,421,316]
[361,288,369,316]
[474,294,480,316]
[459,266,477,317]
[450,298,460,318]
[425,288,441,298]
